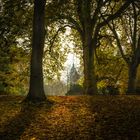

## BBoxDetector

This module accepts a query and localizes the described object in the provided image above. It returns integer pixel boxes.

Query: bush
[66,84,83,95]
[100,85,119,95]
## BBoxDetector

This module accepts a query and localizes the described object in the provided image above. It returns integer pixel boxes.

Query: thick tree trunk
[26,0,46,102]
[82,34,97,95]
[76,1,99,95]
[127,64,137,94]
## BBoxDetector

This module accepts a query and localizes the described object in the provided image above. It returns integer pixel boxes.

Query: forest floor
[0,95,140,140]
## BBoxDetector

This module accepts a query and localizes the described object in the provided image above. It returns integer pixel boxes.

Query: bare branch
[100,12,130,64]
[98,0,132,28]
[44,24,71,55]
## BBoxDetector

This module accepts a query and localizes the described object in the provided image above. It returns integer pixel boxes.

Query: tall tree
[48,0,133,95]
[26,0,46,101]
[103,2,140,94]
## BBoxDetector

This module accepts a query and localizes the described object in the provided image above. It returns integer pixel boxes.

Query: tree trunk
[26,0,46,102]
[82,34,97,95]
[135,64,140,93]
[127,64,137,94]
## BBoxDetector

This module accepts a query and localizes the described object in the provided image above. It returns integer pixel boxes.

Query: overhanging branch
[100,12,130,64]
[44,24,76,55]
[98,0,132,28]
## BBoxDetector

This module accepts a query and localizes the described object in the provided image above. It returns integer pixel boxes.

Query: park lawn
[0,95,140,140]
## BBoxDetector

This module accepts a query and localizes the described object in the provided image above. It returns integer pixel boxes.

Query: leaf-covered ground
[0,95,140,140]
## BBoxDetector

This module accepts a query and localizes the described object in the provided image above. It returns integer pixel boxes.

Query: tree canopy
[0,0,140,99]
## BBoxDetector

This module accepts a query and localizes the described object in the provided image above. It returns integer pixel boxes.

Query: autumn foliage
[0,95,140,140]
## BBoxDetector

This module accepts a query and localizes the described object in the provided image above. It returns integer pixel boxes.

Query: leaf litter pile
[0,95,140,140]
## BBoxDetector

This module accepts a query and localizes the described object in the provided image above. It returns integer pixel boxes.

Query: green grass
[0,95,140,140]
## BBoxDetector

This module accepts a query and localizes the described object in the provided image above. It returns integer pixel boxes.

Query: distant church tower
[66,51,83,95]
[69,63,80,88]
[65,63,83,95]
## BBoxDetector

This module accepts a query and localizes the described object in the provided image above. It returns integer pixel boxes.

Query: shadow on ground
[0,100,53,140]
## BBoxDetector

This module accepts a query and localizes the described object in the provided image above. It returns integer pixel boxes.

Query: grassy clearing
[0,95,140,140]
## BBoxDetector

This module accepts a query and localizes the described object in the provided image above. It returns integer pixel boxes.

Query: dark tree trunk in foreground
[26,0,46,102]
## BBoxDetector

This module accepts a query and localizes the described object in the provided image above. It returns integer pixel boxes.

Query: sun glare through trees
[0,0,140,139]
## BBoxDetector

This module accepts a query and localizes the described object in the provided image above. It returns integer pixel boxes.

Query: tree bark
[83,46,97,95]
[135,65,140,93]
[26,0,46,102]
[127,64,137,94]
[82,31,97,95]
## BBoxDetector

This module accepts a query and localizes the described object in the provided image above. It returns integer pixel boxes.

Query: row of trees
[0,0,140,102]
[29,0,140,101]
